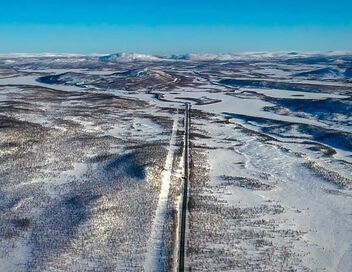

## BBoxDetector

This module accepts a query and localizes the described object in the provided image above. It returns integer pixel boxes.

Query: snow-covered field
[0,52,351,271]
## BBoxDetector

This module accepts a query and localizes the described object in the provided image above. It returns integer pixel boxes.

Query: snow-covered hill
[99,53,162,62]
[98,51,352,62]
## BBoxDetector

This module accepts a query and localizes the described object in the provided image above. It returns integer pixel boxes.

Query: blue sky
[1,0,351,53]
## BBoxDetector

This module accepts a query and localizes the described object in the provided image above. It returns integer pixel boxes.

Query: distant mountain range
[97,51,352,62]
[1,51,352,62]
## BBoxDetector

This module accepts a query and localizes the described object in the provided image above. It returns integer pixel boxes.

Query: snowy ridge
[170,51,352,61]
[99,51,352,62]
[99,53,162,62]
[2,51,352,61]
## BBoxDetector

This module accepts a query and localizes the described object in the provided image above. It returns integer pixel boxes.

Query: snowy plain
[0,52,351,271]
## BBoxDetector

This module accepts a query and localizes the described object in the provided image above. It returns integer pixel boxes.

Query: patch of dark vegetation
[220,175,274,191]
[303,161,351,189]
[0,217,32,239]
[158,106,179,115]
[0,100,44,114]
[52,118,83,129]
[87,153,116,163]
[65,194,102,207]
[0,141,18,149]
[191,144,218,150]
[190,132,211,139]
[150,92,175,103]
[0,115,47,130]
[126,140,168,150]
[223,112,290,126]
[103,152,146,180]
[188,196,196,211]
[323,188,352,197]
[140,113,173,131]
[233,122,278,142]
[211,117,232,125]
[220,78,351,93]
[190,108,216,120]
[174,96,221,105]
[11,218,32,231]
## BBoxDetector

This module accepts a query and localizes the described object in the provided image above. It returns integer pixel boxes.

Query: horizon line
[1,50,352,58]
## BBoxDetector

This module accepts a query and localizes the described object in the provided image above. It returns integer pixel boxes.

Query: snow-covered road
[144,112,179,271]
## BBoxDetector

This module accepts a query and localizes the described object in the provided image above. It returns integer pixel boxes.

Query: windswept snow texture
[0,52,351,272]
